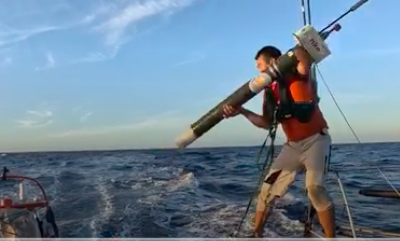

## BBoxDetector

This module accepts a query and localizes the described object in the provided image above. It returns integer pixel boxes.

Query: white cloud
[72,52,110,63]
[16,110,53,128]
[72,105,84,112]
[94,0,196,48]
[0,0,198,65]
[80,111,93,122]
[0,25,65,49]
[35,52,55,70]
[170,52,205,68]
[70,104,93,122]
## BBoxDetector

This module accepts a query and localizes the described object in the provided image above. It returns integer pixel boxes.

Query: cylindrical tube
[359,189,400,199]
[175,47,301,149]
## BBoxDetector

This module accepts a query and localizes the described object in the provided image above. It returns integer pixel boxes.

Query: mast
[301,0,307,25]
[301,0,319,237]
[300,0,319,102]
[306,0,319,102]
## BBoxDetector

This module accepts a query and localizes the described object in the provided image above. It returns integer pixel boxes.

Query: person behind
[222,46,336,238]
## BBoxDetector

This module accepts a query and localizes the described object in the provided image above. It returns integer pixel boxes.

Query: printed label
[293,25,331,63]
[309,38,321,52]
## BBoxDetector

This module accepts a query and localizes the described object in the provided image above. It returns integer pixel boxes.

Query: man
[222,46,335,238]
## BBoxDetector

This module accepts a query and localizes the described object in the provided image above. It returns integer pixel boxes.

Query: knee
[307,185,333,211]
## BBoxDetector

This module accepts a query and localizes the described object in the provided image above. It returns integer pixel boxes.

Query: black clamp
[1,167,9,180]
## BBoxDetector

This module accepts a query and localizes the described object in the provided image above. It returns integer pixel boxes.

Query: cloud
[35,52,55,70]
[68,0,199,64]
[49,110,182,138]
[15,110,53,128]
[72,105,84,112]
[0,25,66,49]
[170,52,205,68]
[93,0,196,49]
[70,104,93,122]
[80,111,93,122]
[72,52,110,63]
[0,0,198,66]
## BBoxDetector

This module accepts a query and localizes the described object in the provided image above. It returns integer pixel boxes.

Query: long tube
[359,189,400,199]
[174,0,370,149]
[302,0,318,101]
[175,49,300,148]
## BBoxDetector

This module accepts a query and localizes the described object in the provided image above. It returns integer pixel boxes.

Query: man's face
[255,56,273,73]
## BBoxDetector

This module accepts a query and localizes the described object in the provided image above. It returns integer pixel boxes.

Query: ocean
[2,142,400,238]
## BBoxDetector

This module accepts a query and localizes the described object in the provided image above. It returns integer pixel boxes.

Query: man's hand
[222,104,242,119]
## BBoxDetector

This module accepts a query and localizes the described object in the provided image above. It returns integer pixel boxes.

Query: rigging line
[315,65,399,195]
[315,65,361,144]
[376,168,400,198]
[231,125,277,237]
[256,131,270,170]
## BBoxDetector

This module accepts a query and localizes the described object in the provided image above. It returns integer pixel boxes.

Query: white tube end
[175,128,197,149]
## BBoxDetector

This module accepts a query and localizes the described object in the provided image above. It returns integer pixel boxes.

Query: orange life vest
[263,74,328,142]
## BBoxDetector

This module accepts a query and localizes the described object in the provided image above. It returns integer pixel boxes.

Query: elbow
[294,48,312,76]
[297,63,310,76]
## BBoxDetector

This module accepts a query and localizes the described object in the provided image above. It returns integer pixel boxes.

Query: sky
[0,0,399,152]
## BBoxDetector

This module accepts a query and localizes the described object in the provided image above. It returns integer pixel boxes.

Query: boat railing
[305,164,400,238]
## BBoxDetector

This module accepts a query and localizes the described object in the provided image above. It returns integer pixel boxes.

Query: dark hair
[255,45,282,61]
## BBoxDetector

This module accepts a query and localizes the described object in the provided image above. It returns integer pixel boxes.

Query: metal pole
[335,171,357,238]
[305,0,319,102]
[301,0,319,236]
[301,0,307,25]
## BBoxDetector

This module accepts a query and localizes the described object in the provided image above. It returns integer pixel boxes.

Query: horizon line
[1,140,398,155]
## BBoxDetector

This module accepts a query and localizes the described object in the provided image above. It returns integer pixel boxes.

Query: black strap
[2,167,9,180]
[263,87,277,124]
[45,207,59,237]
[231,124,278,237]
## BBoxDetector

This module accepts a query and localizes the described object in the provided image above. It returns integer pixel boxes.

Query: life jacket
[263,73,317,125]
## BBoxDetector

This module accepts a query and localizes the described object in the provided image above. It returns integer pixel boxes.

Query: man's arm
[294,47,313,77]
[239,107,270,129]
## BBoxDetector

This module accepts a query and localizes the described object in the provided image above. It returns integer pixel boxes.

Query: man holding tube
[222,45,336,238]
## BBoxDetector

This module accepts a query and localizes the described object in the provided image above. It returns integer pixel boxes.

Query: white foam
[173,193,304,238]
[137,170,198,204]
[276,193,301,206]
[89,178,115,236]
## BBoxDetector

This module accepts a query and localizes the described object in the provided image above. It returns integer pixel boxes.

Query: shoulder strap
[307,69,320,102]
[263,87,277,123]
[275,76,294,106]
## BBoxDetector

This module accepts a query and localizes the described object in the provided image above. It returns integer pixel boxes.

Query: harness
[263,74,317,124]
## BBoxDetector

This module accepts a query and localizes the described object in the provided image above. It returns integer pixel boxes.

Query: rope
[315,64,400,238]
[230,124,278,237]
[255,129,275,171]
[316,65,398,190]
[315,66,361,143]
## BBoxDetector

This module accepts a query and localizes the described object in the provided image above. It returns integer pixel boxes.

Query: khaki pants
[257,129,332,211]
